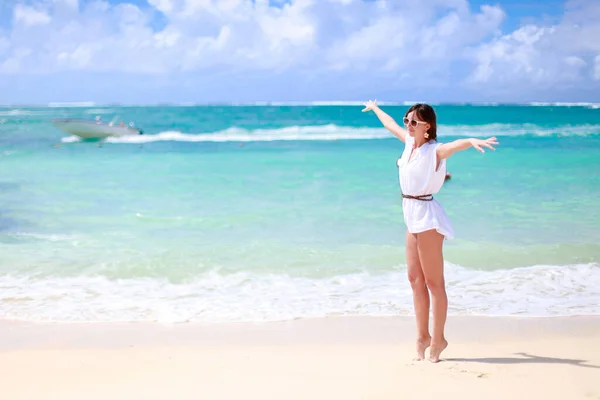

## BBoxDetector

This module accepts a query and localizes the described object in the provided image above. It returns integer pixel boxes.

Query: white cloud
[57,45,93,69]
[0,0,599,101]
[154,28,181,48]
[54,0,79,9]
[467,0,600,89]
[0,0,504,78]
[147,0,173,15]
[13,5,52,28]
[0,48,32,74]
[257,4,315,50]
[323,1,504,82]
[0,37,10,56]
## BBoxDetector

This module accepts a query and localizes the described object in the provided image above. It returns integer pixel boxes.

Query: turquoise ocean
[1,102,599,323]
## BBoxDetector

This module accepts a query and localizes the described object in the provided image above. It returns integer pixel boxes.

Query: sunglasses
[403,118,428,128]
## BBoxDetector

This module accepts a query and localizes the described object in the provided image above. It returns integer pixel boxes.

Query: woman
[362,100,498,363]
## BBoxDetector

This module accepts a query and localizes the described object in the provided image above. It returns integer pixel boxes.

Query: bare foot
[415,336,431,361]
[429,339,448,363]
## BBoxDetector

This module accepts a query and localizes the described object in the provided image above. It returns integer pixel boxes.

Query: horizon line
[1,101,600,108]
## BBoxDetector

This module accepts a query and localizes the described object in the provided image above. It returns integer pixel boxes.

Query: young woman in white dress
[362,100,498,363]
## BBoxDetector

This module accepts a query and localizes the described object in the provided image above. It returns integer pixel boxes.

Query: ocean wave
[60,123,600,144]
[527,102,600,108]
[444,123,600,136]
[11,233,79,242]
[47,102,96,107]
[0,109,36,116]
[85,108,117,115]
[0,108,71,116]
[0,262,598,323]
[104,125,388,143]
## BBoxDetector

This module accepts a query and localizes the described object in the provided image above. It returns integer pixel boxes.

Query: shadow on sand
[446,352,600,369]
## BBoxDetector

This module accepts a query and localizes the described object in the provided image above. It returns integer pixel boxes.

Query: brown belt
[402,194,433,201]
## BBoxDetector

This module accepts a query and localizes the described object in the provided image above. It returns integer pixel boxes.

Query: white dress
[396,135,454,240]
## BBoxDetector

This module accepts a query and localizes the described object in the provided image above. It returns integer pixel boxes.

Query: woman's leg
[406,231,431,360]
[416,229,448,363]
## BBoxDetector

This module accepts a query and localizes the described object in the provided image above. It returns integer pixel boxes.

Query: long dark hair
[405,103,437,141]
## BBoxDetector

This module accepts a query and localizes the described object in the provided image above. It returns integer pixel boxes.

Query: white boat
[51,118,143,139]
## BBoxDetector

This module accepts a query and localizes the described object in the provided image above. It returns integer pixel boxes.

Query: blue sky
[0,0,599,104]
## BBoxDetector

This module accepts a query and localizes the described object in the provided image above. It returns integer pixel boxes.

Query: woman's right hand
[361,100,378,112]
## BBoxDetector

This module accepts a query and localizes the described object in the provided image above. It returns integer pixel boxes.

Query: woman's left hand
[469,137,498,153]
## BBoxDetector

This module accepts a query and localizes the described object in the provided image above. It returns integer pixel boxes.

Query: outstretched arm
[436,137,499,160]
[362,100,407,142]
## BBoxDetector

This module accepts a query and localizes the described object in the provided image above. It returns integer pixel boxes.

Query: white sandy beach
[1,316,599,400]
